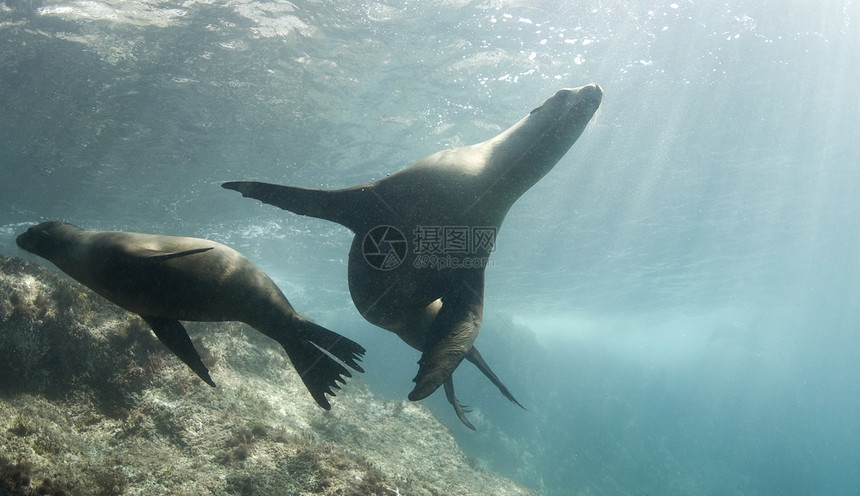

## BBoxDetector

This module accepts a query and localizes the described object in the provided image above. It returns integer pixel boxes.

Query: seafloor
[0,254,537,496]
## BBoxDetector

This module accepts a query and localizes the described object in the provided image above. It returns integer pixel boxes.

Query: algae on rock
[0,254,538,496]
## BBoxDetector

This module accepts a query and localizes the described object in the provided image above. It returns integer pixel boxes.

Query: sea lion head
[523,83,602,150]
[16,221,82,258]
[479,83,603,206]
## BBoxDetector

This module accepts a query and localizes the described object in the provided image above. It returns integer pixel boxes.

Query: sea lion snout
[557,83,603,110]
[532,84,603,118]
[16,225,42,253]
[556,83,602,97]
[16,221,71,256]
[576,83,603,105]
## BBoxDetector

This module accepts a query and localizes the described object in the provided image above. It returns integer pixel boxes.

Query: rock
[0,255,537,496]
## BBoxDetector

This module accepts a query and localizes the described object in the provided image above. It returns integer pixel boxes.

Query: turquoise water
[2,1,858,494]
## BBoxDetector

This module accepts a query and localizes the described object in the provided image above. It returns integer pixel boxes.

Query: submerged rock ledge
[0,254,537,496]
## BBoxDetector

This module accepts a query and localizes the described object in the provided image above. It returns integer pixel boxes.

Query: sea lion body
[224,84,603,426]
[16,221,364,409]
[43,229,288,326]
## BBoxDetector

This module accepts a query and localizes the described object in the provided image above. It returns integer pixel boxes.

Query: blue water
[2,1,858,494]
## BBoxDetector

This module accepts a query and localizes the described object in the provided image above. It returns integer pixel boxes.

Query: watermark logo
[362,225,408,270]
[413,225,496,254]
[413,254,495,270]
[363,225,497,271]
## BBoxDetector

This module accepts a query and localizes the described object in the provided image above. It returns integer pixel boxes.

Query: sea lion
[16,221,365,410]
[223,84,603,426]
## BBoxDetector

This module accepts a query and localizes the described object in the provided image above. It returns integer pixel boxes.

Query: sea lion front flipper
[443,377,476,431]
[221,181,375,233]
[409,272,485,402]
[127,246,214,264]
[142,316,216,387]
[466,347,526,410]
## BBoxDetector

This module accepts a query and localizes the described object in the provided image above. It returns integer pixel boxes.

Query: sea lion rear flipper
[221,181,374,233]
[409,272,484,402]
[298,320,366,373]
[466,347,526,410]
[279,336,354,411]
[443,377,476,431]
[142,316,215,387]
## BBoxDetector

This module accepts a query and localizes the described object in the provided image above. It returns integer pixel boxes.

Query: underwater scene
[1,0,858,495]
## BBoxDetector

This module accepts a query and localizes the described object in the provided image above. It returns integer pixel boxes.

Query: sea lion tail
[280,336,352,411]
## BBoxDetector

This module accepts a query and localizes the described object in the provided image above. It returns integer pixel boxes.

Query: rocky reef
[0,254,537,496]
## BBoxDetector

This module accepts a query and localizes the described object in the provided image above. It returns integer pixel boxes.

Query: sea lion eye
[529,105,543,115]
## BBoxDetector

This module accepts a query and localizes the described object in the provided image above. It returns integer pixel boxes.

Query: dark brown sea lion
[223,84,602,427]
[16,221,364,410]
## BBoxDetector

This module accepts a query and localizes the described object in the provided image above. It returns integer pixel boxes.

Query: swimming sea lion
[16,221,365,410]
[223,84,602,426]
